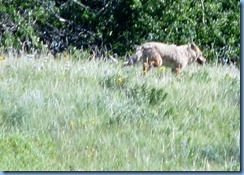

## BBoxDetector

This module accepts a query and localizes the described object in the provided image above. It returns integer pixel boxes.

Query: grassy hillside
[0,54,240,171]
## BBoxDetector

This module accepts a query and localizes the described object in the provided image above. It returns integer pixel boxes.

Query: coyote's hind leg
[172,64,182,75]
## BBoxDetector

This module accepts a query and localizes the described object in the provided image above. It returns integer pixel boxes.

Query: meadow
[0,53,240,171]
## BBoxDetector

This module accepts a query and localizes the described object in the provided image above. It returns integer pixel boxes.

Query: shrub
[0,0,240,65]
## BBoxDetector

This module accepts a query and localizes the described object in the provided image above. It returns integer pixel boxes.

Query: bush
[126,83,168,106]
[0,0,240,65]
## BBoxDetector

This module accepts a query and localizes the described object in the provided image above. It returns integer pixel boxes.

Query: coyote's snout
[124,42,206,75]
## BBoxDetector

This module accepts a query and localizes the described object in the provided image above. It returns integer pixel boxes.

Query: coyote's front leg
[143,61,150,75]
[143,60,156,74]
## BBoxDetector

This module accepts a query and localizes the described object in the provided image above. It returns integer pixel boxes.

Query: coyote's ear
[190,42,198,52]
[190,42,202,59]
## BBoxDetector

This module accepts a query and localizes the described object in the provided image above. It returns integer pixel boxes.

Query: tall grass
[0,53,240,171]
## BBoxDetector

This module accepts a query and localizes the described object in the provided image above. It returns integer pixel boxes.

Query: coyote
[124,42,206,75]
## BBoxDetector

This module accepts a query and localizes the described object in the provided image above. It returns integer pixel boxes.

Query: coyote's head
[123,45,143,66]
[123,56,134,66]
[190,43,206,65]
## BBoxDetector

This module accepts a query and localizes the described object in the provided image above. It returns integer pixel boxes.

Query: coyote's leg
[147,53,162,72]
[152,55,162,68]
[142,50,162,75]
[143,62,150,75]
[172,64,182,75]
[148,60,155,71]
[143,60,157,74]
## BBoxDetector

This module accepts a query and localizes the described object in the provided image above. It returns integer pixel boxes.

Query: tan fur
[124,42,206,75]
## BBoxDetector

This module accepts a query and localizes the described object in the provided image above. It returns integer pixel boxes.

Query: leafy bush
[1,106,28,127]
[0,0,240,64]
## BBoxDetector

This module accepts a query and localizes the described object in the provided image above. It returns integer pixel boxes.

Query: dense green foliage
[0,54,240,170]
[0,0,240,64]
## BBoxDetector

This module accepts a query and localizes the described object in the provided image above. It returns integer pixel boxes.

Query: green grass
[0,54,240,171]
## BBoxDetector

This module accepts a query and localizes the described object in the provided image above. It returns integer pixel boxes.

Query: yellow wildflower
[159,66,166,71]
[116,77,123,83]
[69,120,75,127]
[0,56,5,61]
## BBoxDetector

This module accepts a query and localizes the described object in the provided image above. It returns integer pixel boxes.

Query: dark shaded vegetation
[0,0,240,65]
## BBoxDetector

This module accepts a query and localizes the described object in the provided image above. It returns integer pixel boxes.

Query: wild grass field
[0,53,240,171]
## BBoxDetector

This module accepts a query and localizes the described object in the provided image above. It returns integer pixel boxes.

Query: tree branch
[201,0,205,24]
[69,0,92,11]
